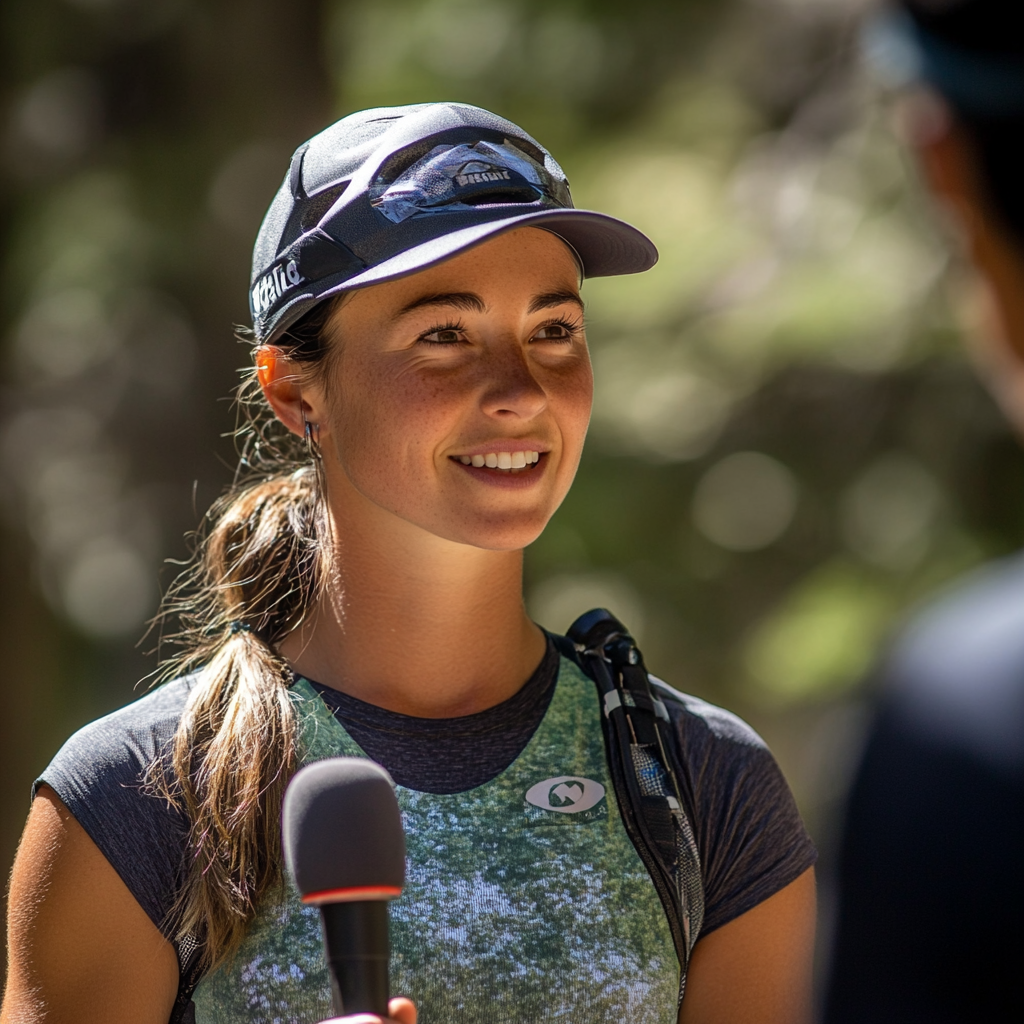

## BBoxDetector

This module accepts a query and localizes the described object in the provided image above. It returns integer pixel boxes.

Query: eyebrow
[528,290,584,314]
[393,292,484,319]
[392,288,584,320]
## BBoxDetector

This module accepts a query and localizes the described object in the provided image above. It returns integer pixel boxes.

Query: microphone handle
[320,901,390,1017]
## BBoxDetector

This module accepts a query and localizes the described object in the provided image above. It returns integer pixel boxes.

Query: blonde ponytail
[149,301,337,970]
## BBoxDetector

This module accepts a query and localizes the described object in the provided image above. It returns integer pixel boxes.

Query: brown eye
[533,323,573,342]
[423,328,463,345]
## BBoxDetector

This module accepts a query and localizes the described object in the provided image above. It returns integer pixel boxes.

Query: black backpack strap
[559,610,705,1002]
[168,932,204,1024]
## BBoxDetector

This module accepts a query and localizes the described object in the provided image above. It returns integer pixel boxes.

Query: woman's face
[300,227,592,551]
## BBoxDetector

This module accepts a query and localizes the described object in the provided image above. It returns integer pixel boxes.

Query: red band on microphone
[301,885,402,906]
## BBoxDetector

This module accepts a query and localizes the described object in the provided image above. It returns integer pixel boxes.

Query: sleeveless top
[191,655,680,1024]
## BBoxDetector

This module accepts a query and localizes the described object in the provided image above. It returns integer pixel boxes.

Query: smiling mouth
[450,450,543,473]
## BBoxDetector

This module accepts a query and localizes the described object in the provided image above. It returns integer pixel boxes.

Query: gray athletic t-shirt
[36,636,815,946]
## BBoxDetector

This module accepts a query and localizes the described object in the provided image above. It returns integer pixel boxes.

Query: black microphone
[282,758,406,1018]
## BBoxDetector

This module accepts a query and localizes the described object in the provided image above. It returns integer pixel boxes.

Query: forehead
[343,228,581,318]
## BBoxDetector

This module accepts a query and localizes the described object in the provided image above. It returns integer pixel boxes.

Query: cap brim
[327,208,657,294]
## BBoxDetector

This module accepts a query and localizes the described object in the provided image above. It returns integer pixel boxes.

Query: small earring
[304,420,321,461]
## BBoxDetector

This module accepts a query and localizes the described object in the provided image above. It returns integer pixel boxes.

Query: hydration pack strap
[167,932,203,1024]
[557,609,705,1001]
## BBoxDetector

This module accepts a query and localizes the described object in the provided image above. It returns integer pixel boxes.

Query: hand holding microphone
[282,758,412,1022]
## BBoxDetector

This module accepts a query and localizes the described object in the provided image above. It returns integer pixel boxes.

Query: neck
[279,487,546,719]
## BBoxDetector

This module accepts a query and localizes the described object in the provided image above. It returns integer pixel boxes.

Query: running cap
[250,102,658,344]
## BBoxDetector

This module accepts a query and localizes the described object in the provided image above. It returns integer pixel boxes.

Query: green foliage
[326,0,721,142]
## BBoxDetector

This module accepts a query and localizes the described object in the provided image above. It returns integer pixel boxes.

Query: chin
[441,512,551,552]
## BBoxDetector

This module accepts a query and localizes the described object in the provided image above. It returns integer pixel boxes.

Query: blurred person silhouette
[823,2,1024,1022]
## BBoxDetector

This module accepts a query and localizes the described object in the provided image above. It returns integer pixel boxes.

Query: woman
[1,103,816,1024]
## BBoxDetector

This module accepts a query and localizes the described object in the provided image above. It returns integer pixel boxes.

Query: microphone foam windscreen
[282,758,406,904]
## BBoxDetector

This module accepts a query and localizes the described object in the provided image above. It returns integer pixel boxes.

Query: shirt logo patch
[525,776,606,814]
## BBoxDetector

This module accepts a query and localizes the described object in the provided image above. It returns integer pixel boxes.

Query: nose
[478,342,548,421]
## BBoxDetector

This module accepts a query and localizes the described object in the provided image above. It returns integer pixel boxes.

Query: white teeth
[456,450,544,470]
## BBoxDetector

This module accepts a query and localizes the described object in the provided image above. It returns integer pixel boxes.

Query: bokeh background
[2,0,1022,989]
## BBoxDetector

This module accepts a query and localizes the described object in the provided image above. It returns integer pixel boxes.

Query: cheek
[330,360,460,486]
[556,361,594,453]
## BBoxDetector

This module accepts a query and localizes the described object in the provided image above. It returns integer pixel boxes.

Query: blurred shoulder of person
[824,2,1024,1022]
[824,556,1024,1023]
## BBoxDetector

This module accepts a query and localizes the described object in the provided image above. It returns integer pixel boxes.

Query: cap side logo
[525,775,605,814]
[251,258,304,317]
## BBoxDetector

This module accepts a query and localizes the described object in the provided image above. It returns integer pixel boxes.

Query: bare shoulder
[680,867,816,1024]
[1,786,179,1024]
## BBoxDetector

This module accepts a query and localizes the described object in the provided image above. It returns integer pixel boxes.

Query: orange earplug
[256,350,277,387]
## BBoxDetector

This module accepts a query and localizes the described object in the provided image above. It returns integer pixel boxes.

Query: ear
[903,92,1024,376]
[255,346,328,440]
[902,91,985,243]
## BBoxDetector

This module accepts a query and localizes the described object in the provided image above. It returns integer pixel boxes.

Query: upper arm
[679,867,816,1024]
[1,785,179,1024]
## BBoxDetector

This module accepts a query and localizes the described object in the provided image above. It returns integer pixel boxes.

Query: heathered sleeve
[655,682,817,936]
[34,678,193,936]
